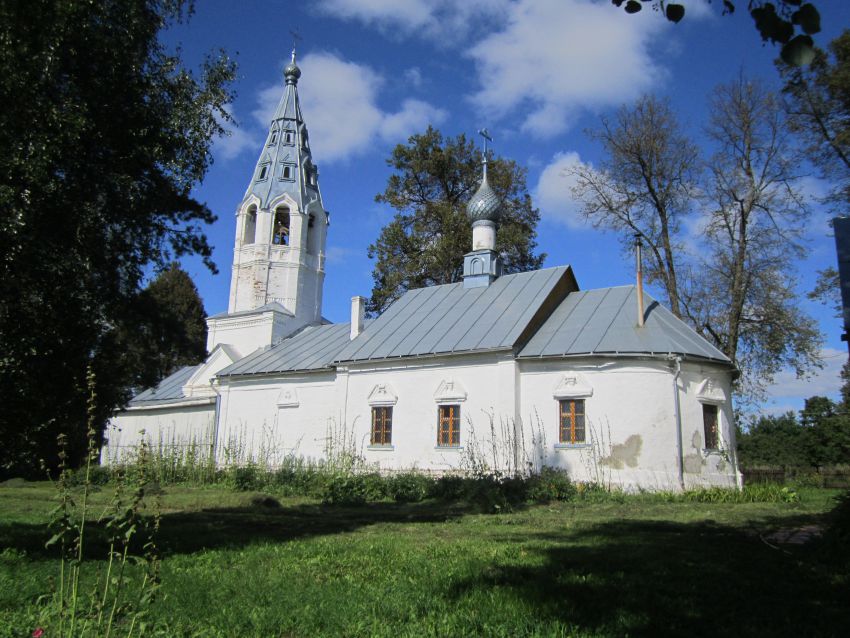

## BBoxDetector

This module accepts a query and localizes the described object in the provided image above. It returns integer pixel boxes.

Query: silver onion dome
[284,50,301,84]
[466,177,501,223]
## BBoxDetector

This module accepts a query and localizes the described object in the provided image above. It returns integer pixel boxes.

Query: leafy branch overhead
[612,1,821,66]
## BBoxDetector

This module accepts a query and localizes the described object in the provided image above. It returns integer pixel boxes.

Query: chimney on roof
[635,234,645,328]
[350,295,366,340]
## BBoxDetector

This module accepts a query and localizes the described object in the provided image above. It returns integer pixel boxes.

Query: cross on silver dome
[466,128,501,223]
[284,47,301,85]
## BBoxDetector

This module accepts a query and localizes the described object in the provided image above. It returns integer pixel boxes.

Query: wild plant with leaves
[36,369,161,637]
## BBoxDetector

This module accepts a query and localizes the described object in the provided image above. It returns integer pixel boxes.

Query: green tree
[572,78,822,402]
[368,127,545,314]
[569,95,699,319]
[738,396,850,468]
[692,77,821,401]
[122,264,208,391]
[0,0,235,477]
[781,30,850,208]
[737,411,812,466]
[808,266,841,317]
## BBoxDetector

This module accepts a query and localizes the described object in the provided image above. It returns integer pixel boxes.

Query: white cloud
[326,245,359,264]
[316,0,433,32]
[213,105,260,161]
[765,347,845,401]
[252,52,447,163]
[403,67,423,88]
[467,0,667,137]
[315,0,510,41]
[535,151,590,229]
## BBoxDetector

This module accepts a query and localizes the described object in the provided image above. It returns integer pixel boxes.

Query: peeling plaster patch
[684,430,706,473]
[600,434,642,469]
[691,431,702,449]
[683,454,703,474]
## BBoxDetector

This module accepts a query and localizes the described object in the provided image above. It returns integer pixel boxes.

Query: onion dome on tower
[466,158,502,224]
[462,129,503,289]
[284,50,301,84]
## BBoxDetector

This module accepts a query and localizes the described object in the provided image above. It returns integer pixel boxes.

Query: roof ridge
[495,266,563,349]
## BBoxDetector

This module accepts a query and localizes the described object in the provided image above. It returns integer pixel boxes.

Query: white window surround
[434,379,467,403]
[696,378,726,405]
[367,383,397,406]
[552,374,593,399]
[276,387,299,408]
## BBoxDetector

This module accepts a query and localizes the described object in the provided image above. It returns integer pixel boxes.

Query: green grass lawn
[0,483,847,637]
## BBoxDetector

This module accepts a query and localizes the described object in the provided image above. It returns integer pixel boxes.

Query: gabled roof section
[218,322,359,377]
[334,266,577,364]
[243,51,324,214]
[518,285,731,364]
[128,364,201,407]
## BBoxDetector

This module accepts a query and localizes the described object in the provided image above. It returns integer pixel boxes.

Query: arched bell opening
[273,206,291,246]
[242,205,257,244]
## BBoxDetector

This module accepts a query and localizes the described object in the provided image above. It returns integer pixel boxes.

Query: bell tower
[228,49,328,324]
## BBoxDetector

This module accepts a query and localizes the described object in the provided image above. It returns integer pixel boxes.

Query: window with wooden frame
[703,404,719,449]
[558,399,586,444]
[371,406,392,446]
[437,404,460,447]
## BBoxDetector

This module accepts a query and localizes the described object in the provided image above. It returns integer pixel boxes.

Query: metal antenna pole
[635,233,645,327]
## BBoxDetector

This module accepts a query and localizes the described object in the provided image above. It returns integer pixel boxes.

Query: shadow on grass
[0,497,476,560]
[453,516,849,637]
[3,496,848,635]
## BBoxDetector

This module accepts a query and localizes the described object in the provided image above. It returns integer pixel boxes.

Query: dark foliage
[120,263,208,391]
[738,395,850,467]
[781,30,850,209]
[0,0,235,478]
[613,1,821,66]
[368,127,545,315]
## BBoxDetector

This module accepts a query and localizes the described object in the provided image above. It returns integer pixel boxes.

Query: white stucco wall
[102,400,216,464]
[518,357,740,490]
[215,370,339,465]
[107,349,740,491]
[343,353,520,473]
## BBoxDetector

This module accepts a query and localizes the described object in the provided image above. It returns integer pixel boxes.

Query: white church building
[105,52,742,490]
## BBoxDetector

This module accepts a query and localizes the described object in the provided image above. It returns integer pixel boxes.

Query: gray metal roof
[334,266,575,364]
[218,322,356,377]
[243,51,323,213]
[518,285,731,364]
[129,364,200,407]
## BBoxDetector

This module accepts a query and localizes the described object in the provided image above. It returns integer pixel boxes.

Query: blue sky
[163,0,850,414]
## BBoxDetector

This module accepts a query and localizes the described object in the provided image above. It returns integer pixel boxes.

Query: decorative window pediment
[552,373,593,399]
[367,383,397,406]
[434,378,467,403]
[276,387,299,408]
[696,378,726,404]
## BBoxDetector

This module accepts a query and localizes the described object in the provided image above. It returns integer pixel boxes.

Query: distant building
[105,52,741,490]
